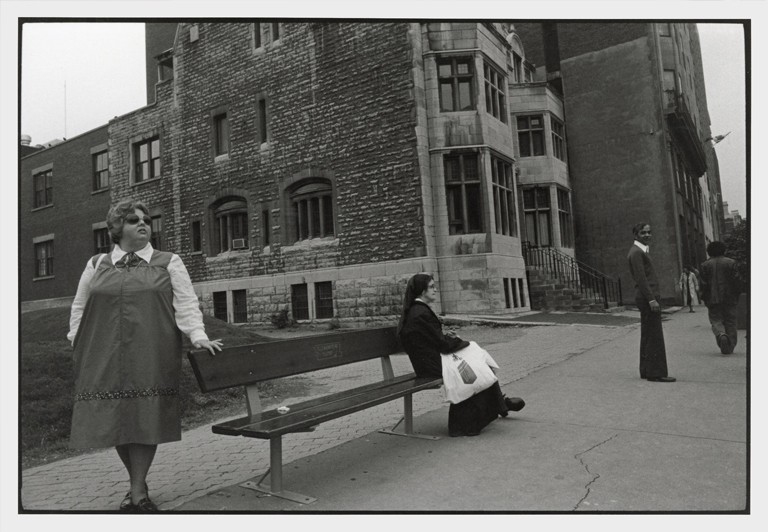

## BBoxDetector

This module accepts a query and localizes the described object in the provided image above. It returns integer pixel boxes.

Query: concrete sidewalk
[20,305,747,512]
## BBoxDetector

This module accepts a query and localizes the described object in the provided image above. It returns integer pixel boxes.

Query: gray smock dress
[69,250,183,449]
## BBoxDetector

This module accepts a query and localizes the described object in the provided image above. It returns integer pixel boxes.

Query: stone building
[21,21,727,317]
[87,22,550,324]
[514,22,726,303]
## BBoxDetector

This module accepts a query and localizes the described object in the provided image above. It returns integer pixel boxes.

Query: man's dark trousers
[636,297,669,379]
[708,303,738,352]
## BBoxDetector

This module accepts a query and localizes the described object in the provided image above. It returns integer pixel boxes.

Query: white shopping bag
[440,341,499,404]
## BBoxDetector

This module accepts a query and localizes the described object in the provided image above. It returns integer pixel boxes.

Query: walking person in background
[699,241,742,355]
[678,266,699,313]
[397,273,525,437]
[627,223,676,382]
[68,199,222,511]
[691,267,704,304]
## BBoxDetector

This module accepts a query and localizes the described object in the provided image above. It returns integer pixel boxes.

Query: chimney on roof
[20,134,32,146]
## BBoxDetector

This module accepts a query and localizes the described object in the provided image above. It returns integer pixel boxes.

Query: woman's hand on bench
[195,338,224,356]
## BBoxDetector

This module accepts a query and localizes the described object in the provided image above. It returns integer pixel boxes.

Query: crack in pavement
[573,433,620,511]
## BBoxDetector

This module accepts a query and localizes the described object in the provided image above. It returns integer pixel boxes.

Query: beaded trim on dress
[74,387,178,401]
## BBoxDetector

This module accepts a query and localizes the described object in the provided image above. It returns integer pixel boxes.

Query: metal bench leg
[240,436,317,504]
[379,394,440,440]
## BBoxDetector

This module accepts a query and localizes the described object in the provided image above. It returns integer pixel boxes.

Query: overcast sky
[19,21,748,214]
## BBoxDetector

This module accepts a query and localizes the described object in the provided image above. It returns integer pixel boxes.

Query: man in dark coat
[627,222,675,382]
[699,241,742,354]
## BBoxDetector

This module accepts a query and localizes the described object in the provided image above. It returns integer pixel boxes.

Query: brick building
[20,21,727,317]
[132,22,542,323]
[21,22,552,322]
[20,125,111,309]
[515,22,726,303]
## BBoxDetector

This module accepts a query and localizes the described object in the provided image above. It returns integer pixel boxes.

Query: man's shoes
[718,334,732,354]
[504,397,526,412]
[646,376,676,382]
[689,309,695,313]
[133,497,158,512]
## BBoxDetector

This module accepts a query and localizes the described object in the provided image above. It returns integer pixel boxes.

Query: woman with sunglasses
[397,273,525,437]
[67,198,222,512]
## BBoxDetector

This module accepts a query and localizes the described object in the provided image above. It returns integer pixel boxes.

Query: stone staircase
[527,268,622,312]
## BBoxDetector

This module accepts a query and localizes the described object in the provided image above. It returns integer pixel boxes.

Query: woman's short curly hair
[106,199,149,245]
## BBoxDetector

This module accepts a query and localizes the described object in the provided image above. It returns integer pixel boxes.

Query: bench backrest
[188,326,402,393]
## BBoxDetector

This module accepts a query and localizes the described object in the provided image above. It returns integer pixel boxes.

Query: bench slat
[215,373,420,434]
[213,375,442,438]
[188,326,401,392]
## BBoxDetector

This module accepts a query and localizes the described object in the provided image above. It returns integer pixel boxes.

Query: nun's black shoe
[504,397,526,412]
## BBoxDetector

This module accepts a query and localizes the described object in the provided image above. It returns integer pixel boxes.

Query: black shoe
[134,497,158,512]
[718,335,731,354]
[504,397,525,412]
[647,376,676,382]
[119,491,133,511]
[119,482,148,511]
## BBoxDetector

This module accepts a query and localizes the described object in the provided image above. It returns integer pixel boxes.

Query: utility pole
[63,80,67,139]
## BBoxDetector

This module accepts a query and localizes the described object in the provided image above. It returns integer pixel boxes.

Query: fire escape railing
[522,242,622,310]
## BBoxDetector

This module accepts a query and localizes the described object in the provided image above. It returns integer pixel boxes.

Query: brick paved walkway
[20,321,634,511]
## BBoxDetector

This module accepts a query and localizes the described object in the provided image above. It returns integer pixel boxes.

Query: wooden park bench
[187,326,442,504]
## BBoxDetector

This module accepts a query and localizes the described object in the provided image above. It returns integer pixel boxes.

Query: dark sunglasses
[124,214,152,225]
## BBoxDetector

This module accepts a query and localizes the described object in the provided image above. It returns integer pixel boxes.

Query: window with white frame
[133,137,161,183]
[33,169,53,208]
[92,151,109,191]
[34,239,54,277]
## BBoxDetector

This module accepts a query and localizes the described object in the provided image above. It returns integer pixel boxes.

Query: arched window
[211,197,249,254]
[290,181,335,242]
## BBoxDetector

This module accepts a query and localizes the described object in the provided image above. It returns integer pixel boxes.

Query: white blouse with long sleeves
[67,243,209,345]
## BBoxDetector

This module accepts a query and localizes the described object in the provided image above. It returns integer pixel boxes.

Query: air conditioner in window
[231,238,247,249]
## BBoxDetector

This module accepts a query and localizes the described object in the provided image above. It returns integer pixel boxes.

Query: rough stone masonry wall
[107,22,434,322]
[168,23,426,278]
[108,80,178,245]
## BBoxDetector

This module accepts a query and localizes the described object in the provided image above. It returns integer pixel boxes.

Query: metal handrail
[522,242,622,309]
